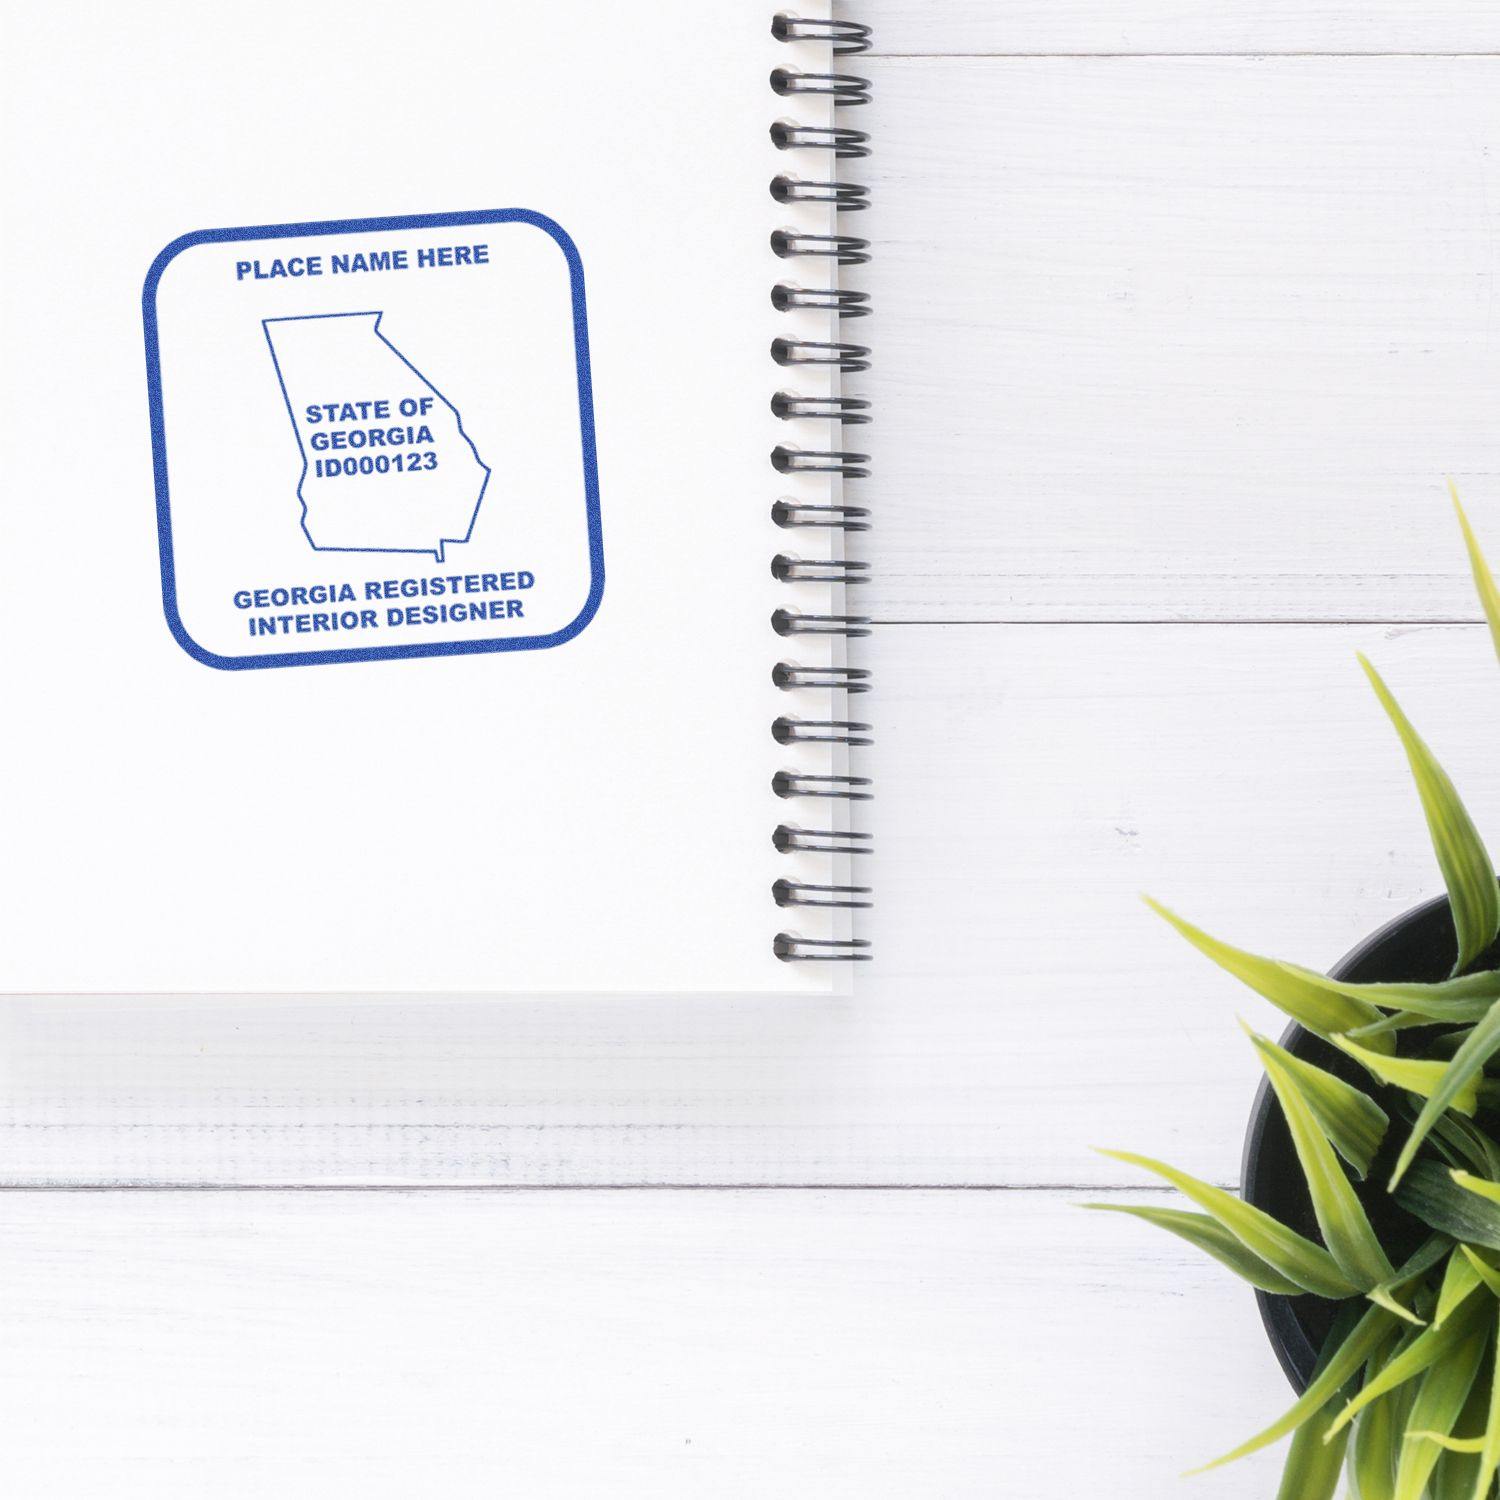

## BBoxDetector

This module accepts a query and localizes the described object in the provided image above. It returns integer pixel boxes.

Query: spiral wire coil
[771,14,873,963]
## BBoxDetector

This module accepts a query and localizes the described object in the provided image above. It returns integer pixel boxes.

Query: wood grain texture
[0,1188,1287,1499]
[7,622,1494,1188]
[855,1,1500,56]
[852,56,1500,621]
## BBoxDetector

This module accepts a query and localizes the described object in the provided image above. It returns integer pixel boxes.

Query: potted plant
[1097,490,1500,1498]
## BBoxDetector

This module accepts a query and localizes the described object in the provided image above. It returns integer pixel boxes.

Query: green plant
[1098,489,1500,1498]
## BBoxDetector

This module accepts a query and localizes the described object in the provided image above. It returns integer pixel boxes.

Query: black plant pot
[1240,895,1461,1393]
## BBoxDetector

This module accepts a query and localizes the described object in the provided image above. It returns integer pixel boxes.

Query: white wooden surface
[857,56,1500,620]
[0,1190,1289,1499]
[861,2,1500,55]
[12,8,1500,1496]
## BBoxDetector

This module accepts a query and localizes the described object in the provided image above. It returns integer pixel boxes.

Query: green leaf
[1369,1287,1430,1328]
[1345,971,1500,1028]
[1436,1249,1486,1330]
[1411,1433,1487,1455]
[1351,972,1500,1024]
[1276,1303,1369,1500]
[1096,1149,1360,1298]
[1452,483,1500,669]
[1349,1014,1454,1046]
[1435,1115,1500,1179]
[1145,900,1387,1041]
[1188,1302,1396,1474]
[1428,1364,1492,1500]
[1398,1161,1500,1252]
[1078,1203,1304,1294]
[1368,1236,1453,1328]
[1327,1295,1487,1440]
[1275,1380,1350,1500]
[1351,1343,1410,1500]
[1251,1027,1393,1288]
[1453,1171,1500,1207]
[1392,1004,1500,1189]
[1392,1327,1488,1500]
[1469,1302,1500,1500]
[1461,1246,1500,1300]
[1464,1302,1500,1500]
[1462,1122,1500,1175]
[1246,1029,1388,1179]
[1334,1035,1481,1116]
[1359,654,1500,975]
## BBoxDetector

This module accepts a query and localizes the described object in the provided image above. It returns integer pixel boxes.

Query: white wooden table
[8,5,1500,1494]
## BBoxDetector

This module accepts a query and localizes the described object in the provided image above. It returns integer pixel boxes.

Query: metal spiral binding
[772,663,871,693]
[773,717,874,748]
[772,554,869,585]
[772,393,871,423]
[772,286,870,318]
[772,771,873,801]
[774,826,873,857]
[772,14,872,964]
[769,68,871,105]
[772,447,869,479]
[770,16,872,53]
[772,607,872,639]
[773,879,874,910]
[772,337,870,373]
[770,230,869,265]
[771,499,870,531]
[774,934,874,961]
[771,176,869,212]
[770,123,870,159]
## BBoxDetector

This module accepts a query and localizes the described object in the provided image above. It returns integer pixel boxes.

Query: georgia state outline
[263,312,490,562]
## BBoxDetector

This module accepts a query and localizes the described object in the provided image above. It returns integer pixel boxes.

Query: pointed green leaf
[1452,483,1500,668]
[1146,900,1386,1040]
[1461,1246,1500,1300]
[1344,971,1500,1028]
[1436,1250,1486,1330]
[1428,1365,1491,1500]
[1246,1028,1387,1178]
[1349,1013,1451,1045]
[1344,970,1500,1024]
[1430,1119,1479,1173]
[1327,1295,1487,1440]
[1252,1028,1393,1288]
[1410,1433,1487,1455]
[1097,1149,1360,1298]
[1079,1202,1304,1294]
[1276,1302,1368,1500]
[1453,1171,1500,1205]
[1188,1303,1396,1474]
[1334,1035,1480,1116]
[1397,1161,1500,1252]
[1275,1390,1349,1500]
[1368,1236,1453,1328]
[1369,1286,1429,1328]
[1351,1342,1410,1500]
[1360,654,1500,975]
[1392,1004,1500,1188]
[1435,1115,1500,1178]
[1468,1301,1500,1500]
[1392,1328,1488,1500]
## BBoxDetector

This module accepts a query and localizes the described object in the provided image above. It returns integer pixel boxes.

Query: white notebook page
[0,0,854,993]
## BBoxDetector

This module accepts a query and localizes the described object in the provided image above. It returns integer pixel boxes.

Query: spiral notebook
[0,2,873,994]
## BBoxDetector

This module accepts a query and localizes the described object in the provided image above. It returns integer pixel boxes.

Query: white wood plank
[852,57,1500,620]
[5,622,1495,1187]
[853,1,1500,56]
[0,1187,1287,1498]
